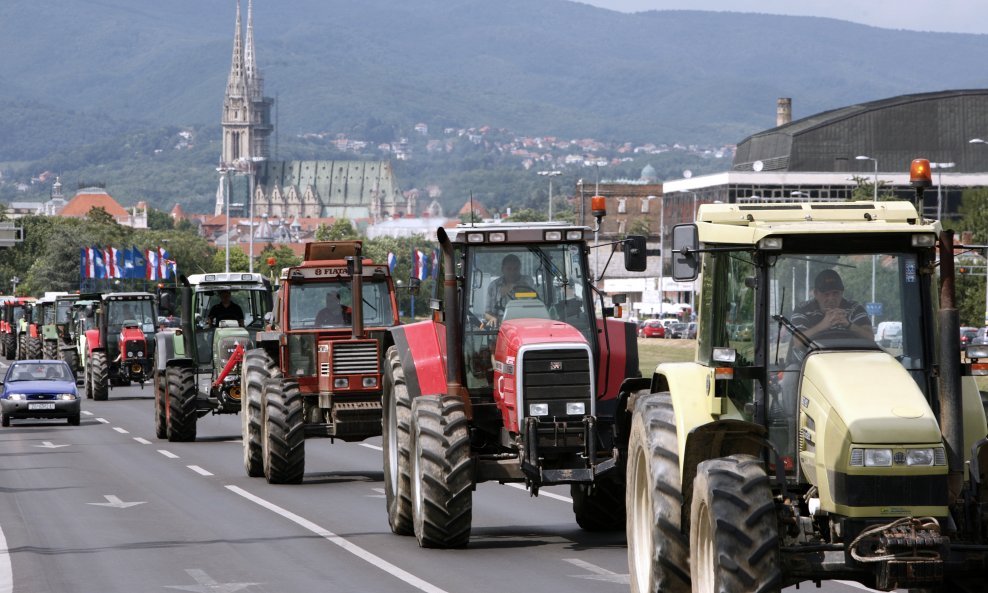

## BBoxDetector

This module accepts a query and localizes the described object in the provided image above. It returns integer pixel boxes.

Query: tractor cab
[186,273,272,369]
[83,292,158,399]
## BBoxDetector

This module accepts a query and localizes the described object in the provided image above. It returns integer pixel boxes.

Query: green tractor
[41,293,79,367]
[626,167,988,592]
[153,273,272,442]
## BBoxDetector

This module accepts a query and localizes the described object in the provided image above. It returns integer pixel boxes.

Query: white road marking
[359,443,382,451]
[564,558,629,584]
[226,485,451,593]
[81,411,94,416]
[34,441,69,449]
[158,449,179,459]
[0,512,12,593]
[96,418,109,424]
[164,568,260,593]
[133,437,151,445]
[367,487,386,498]
[112,427,129,434]
[187,465,213,477]
[86,495,146,509]
[505,482,573,502]
[835,581,885,592]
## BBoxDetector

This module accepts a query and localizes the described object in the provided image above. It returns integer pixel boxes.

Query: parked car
[668,322,688,339]
[971,327,988,346]
[639,320,666,338]
[686,322,697,339]
[0,360,80,426]
[874,320,903,349]
[960,326,978,349]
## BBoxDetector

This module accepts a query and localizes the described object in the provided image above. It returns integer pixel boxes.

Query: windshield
[461,243,593,391]
[108,300,156,333]
[56,301,74,324]
[43,304,55,325]
[196,287,270,329]
[287,279,396,330]
[6,362,74,382]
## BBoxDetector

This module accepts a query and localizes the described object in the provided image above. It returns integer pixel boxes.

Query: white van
[874,321,902,348]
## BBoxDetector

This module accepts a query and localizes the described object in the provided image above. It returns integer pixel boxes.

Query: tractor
[82,292,157,400]
[242,241,399,483]
[16,301,42,360]
[625,161,988,592]
[40,293,77,364]
[153,272,272,442]
[382,219,647,547]
[1,297,35,360]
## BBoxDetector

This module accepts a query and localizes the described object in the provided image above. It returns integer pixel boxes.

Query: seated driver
[792,269,872,341]
[484,254,535,326]
[208,290,244,327]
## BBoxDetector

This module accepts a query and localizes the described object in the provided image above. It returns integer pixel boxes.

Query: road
[0,369,892,593]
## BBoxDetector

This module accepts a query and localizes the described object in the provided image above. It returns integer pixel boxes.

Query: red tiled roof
[59,191,129,219]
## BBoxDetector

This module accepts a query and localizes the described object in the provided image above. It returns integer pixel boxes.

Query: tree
[257,244,302,277]
[146,208,174,230]
[210,245,250,273]
[506,208,546,222]
[315,219,358,241]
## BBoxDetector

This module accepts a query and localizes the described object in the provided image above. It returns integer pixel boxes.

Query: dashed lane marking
[505,482,572,502]
[113,427,129,434]
[81,411,94,416]
[133,437,151,445]
[187,465,213,477]
[226,485,450,593]
[158,450,179,459]
[96,418,109,424]
[359,443,382,451]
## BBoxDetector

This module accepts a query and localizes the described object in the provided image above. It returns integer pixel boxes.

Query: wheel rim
[694,500,715,592]
[386,393,398,495]
[411,422,423,522]
[628,445,653,592]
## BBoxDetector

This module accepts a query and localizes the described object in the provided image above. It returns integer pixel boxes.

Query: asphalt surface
[0,363,895,593]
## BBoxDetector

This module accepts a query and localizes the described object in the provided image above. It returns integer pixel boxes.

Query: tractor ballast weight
[83,292,157,401]
[242,241,399,483]
[383,222,645,547]
[153,272,272,442]
[626,179,988,592]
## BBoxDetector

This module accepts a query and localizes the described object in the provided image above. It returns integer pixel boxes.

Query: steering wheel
[812,327,859,341]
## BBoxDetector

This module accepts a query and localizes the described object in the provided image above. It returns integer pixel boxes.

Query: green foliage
[256,244,302,278]
[507,208,546,222]
[147,208,174,231]
[315,219,359,241]
[210,245,250,273]
[848,176,896,201]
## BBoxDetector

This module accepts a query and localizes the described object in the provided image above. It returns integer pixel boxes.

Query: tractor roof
[695,200,939,245]
[444,222,592,245]
[102,292,154,301]
[187,272,269,289]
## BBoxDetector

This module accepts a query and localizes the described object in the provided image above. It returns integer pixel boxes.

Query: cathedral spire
[226,0,245,97]
[245,0,258,93]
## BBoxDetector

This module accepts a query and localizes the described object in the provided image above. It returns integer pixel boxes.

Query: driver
[315,286,349,327]
[792,269,872,341]
[484,254,535,326]
[208,290,244,327]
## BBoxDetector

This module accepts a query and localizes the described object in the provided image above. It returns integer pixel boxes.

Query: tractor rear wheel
[262,378,304,484]
[16,335,24,360]
[91,351,109,401]
[571,473,626,531]
[410,394,473,548]
[243,349,280,477]
[166,366,197,442]
[690,454,782,593]
[3,334,14,360]
[43,340,57,360]
[60,348,79,376]
[153,372,167,439]
[25,336,42,360]
[383,346,414,536]
[627,392,691,593]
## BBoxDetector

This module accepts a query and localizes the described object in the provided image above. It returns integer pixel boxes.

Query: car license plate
[28,403,56,410]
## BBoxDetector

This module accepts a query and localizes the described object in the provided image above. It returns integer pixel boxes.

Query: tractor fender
[388,320,446,399]
[85,329,101,355]
[154,331,182,372]
[596,318,640,401]
[254,330,282,362]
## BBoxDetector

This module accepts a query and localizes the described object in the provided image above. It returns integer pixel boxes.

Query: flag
[123,247,135,279]
[160,247,176,279]
[147,249,160,281]
[132,247,147,280]
[431,249,440,279]
[80,248,88,280]
[415,249,428,281]
[85,247,96,279]
[92,246,106,279]
[105,247,120,279]
[387,252,397,273]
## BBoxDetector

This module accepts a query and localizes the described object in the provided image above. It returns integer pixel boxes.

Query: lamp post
[10,276,19,295]
[244,156,265,274]
[930,162,955,220]
[216,165,236,273]
[970,139,988,324]
[537,170,562,221]
[855,155,878,201]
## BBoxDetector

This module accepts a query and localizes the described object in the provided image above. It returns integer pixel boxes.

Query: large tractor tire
[243,349,280,477]
[16,335,24,360]
[60,347,80,376]
[261,378,305,484]
[383,346,414,536]
[90,351,109,401]
[571,473,626,531]
[153,372,167,439]
[690,454,782,593]
[166,366,197,442]
[43,340,57,360]
[1,333,12,360]
[627,392,691,593]
[410,394,473,549]
[24,336,42,361]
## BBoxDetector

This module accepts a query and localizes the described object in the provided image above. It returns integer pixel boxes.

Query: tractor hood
[495,318,588,356]
[801,350,941,444]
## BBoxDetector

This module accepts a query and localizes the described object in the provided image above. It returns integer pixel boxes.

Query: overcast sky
[575,0,988,35]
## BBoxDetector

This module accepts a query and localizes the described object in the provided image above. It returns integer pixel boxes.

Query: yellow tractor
[626,160,988,592]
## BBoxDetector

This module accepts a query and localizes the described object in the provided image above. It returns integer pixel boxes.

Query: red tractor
[382,221,647,547]
[242,241,400,483]
[82,292,158,400]
[1,297,35,360]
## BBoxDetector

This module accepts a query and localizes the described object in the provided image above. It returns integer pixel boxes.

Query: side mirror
[671,224,700,281]
[408,277,421,296]
[623,235,647,272]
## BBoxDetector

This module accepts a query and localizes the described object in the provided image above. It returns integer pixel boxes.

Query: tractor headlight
[362,377,378,388]
[135,351,143,358]
[565,402,586,415]
[863,448,893,467]
[905,448,935,466]
[334,378,349,389]
[528,403,549,417]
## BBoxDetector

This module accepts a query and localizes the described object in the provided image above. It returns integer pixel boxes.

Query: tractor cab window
[43,304,56,325]
[108,301,155,333]
[462,243,594,391]
[287,280,396,330]
[197,289,267,329]
[56,301,74,324]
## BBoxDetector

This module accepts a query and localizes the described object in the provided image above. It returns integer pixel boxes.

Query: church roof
[59,189,130,219]
[257,160,401,219]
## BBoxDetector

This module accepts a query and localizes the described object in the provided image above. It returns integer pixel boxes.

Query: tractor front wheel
[60,348,79,376]
[43,340,57,360]
[626,392,691,593]
[262,378,304,484]
[410,394,473,548]
[689,454,782,593]
[383,346,414,536]
[571,473,626,531]
[154,372,167,439]
[90,351,109,401]
[25,336,42,360]
[243,349,280,477]
[1,333,11,360]
[166,366,197,442]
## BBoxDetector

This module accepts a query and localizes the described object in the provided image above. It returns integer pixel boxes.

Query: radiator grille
[332,341,379,375]
[521,348,591,401]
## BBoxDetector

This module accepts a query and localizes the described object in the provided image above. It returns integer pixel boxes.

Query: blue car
[1,360,80,426]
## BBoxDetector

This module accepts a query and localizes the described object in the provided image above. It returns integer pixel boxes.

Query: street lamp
[930,161,955,220]
[243,156,265,274]
[10,276,19,295]
[855,155,878,201]
[537,170,562,221]
[216,165,236,273]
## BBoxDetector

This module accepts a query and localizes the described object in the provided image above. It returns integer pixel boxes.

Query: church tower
[220,0,273,167]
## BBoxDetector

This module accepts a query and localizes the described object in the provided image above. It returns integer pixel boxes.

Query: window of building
[618,198,627,214]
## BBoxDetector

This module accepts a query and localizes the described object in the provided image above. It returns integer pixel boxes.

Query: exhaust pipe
[437,228,471,417]
[350,243,364,339]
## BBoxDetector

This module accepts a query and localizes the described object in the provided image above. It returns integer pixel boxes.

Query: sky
[576,0,988,35]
